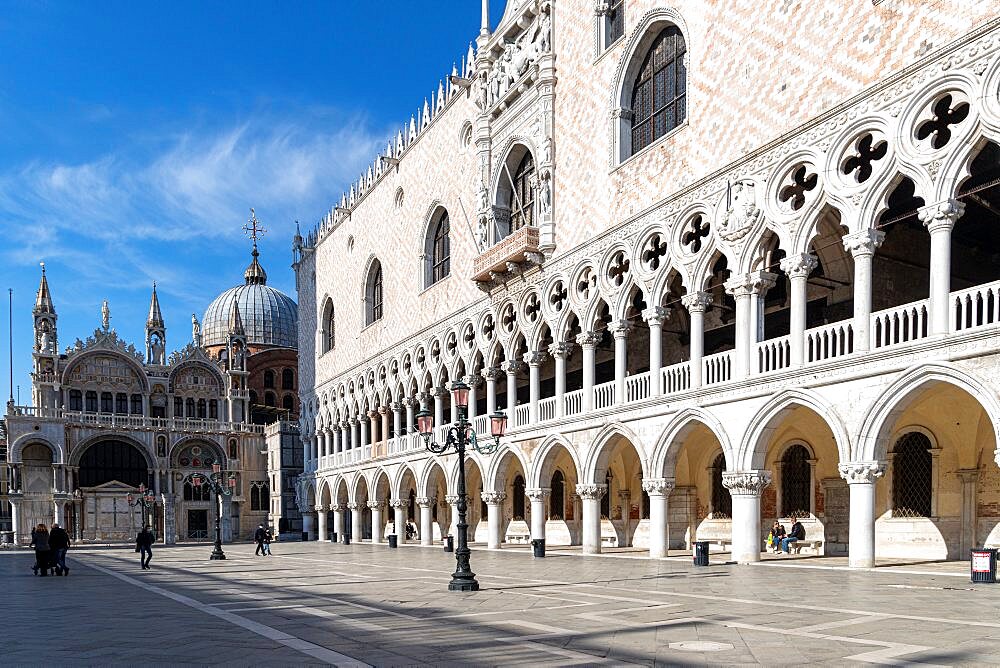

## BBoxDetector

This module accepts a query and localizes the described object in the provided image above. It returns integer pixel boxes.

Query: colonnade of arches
[305,366,1000,566]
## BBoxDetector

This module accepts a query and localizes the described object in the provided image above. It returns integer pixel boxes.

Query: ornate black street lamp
[186,464,236,560]
[416,380,507,591]
[127,483,156,534]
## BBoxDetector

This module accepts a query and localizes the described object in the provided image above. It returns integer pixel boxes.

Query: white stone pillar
[611,320,630,404]
[642,307,669,395]
[725,273,775,377]
[577,484,606,554]
[839,461,885,569]
[362,412,373,447]
[417,497,433,546]
[316,504,328,541]
[843,229,884,352]
[391,499,406,540]
[332,504,344,539]
[483,491,506,549]
[683,292,711,388]
[465,375,480,422]
[350,418,359,450]
[369,502,384,543]
[504,362,520,413]
[526,488,550,541]
[577,332,600,412]
[404,399,416,435]
[445,494,460,539]
[391,402,402,441]
[549,342,571,417]
[302,512,315,540]
[434,387,446,429]
[485,368,499,416]
[349,502,363,541]
[919,200,964,335]
[781,253,817,366]
[723,471,771,564]
[53,500,66,527]
[643,478,674,558]
[10,499,22,545]
[525,351,545,423]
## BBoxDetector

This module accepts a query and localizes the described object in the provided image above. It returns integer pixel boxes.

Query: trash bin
[388,534,398,548]
[330,532,337,543]
[444,535,454,552]
[971,548,997,583]
[531,538,545,558]
[342,533,351,546]
[693,540,710,567]
[301,531,309,542]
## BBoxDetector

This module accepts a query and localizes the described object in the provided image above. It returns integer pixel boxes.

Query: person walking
[30,524,51,576]
[254,524,267,556]
[49,522,71,576]
[136,526,155,570]
[263,527,273,556]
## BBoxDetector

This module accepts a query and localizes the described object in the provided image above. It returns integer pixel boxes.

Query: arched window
[130,394,143,415]
[173,396,183,417]
[115,393,128,414]
[426,209,451,286]
[512,474,526,519]
[101,392,113,413]
[265,392,276,407]
[185,398,195,417]
[408,489,416,521]
[550,470,565,519]
[780,444,811,517]
[78,440,148,488]
[511,152,535,232]
[251,483,270,511]
[282,394,294,411]
[710,453,731,519]
[209,400,218,419]
[366,260,384,325]
[892,432,933,518]
[264,370,275,389]
[184,481,212,502]
[282,368,294,390]
[629,26,687,156]
[197,399,207,419]
[321,299,335,353]
[85,391,98,413]
[249,390,258,406]
[69,390,82,411]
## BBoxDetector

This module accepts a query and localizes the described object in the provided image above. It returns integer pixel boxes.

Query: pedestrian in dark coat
[136,526,155,569]
[30,524,51,576]
[49,523,71,576]
[254,524,267,556]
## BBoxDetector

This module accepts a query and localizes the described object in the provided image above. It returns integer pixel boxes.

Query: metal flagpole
[8,287,13,407]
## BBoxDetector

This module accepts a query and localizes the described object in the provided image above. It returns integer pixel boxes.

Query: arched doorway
[586,430,644,552]
[76,439,152,542]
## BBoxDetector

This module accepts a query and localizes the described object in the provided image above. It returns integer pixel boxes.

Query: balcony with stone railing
[5,406,264,435]
[472,226,541,285]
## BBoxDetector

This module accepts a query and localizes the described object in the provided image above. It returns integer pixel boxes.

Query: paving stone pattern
[7,541,1000,666]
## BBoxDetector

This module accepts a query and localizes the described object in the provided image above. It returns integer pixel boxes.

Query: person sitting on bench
[780,518,806,554]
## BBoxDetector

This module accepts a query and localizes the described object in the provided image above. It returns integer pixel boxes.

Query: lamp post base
[210,542,227,560]
[448,576,479,591]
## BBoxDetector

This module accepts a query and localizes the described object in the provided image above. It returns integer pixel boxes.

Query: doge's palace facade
[296,0,1000,567]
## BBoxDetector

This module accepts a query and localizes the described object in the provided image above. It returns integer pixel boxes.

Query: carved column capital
[390,401,403,412]
[330,503,344,512]
[725,272,776,298]
[313,504,326,512]
[464,374,484,388]
[838,461,887,484]
[548,341,573,359]
[721,470,772,496]
[525,487,551,502]
[682,291,713,313]
[779,253,818,279]
[481,491,507,505]
[484,366,503,381]
[919,198,965,233]
[842,229,885,257]
[415,496,432,507]
[444,494,462,505]
[389,498,407,509]
[575,483,607,500]
[503,360,525,375]
[523,351,548,366]
[576,331,602,348]
[641,477,676,496]
[367,500,383,510]
[346,502,361,511]
[641,306,671,327]
[609,319,631,338]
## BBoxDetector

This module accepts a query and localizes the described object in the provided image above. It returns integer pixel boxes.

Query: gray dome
[202,250,298,349]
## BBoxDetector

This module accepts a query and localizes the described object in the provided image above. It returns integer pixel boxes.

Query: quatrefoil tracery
[607,251,630,287]
[577,268,597,301]
[549,281,568,312]
[916,93,970,150]
[681,216,710,254]
[523,293,541,323]
[841,133,888,184]
[642,234,669,269]
[778,165,819,211]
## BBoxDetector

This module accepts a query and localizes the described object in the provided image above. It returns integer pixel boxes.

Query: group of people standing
[29,523,71,576]
[768,518,806,554]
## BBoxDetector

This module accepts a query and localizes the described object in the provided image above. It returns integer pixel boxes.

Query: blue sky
[0,1,506,402]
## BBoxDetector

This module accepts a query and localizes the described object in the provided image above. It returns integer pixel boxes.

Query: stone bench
[767,538,823,555]
[506,533,531,545]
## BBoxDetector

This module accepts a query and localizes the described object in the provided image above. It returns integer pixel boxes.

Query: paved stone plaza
[7,542,1000,666]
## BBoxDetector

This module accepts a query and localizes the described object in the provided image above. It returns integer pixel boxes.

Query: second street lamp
[186,464,237,560]
[127,484,156,534]
[416,379,507,591]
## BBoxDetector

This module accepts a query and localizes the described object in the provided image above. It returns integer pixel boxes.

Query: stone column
[390,499,406,540]
[417,496,433,546]
[433,387,446,429]
[465,375,481,422]
[504,361,521,414]
[380,406,389,446]
[526,488,550,542]
[483,491,507,549]
[338,421,347,452]
[642,307,669,395]
[725,273,775,377]
[391,402,403,442]
[350,418,359,450]
[780,253,818,366]
[332,503,344,539]
[843,229,884,352]
[839,461,886,569]
[348,502,363,541]
[611,320,631,404]
[302,512,315,541]
[524,351,546,423]
[723,471,771,564]
[53,500,66,527]
[445,494,461,539]
[643,478,675,558]
[549,342,571,417]
[919,200,964,336]
[315,504,328,541]
[577,484,606,554]
[958,469,980,556]
[683,292,712,388]
[363,411,374,447]
[369,501,384,543]
[10,499,22,545]
[485,367,500,416]
[404,398,416,435]
[576,331,600,412]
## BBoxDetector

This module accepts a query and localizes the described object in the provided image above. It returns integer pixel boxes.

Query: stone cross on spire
[242,207,269,286]
[243,207,267,249]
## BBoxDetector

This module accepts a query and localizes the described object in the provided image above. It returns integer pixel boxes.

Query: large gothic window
[69,390,82,412]
[892,432,933,518]
[511,153,535,232]
[710,453,731,519]
[780,444,811,517]
[101,392,113,413]
[250,482,270,511]
[550,470,565,519]
[184,481,212,502]
[282,368,294,390]
[130,394,143,415]
[85,391,98,413]
[602,0,625,49]
[321,299,335,353]
[78,440,148,488]
[264,370,275,389]
[630,26,687,156]
[512,474,526,520]
[428,210,451,286]
[366,260,384,325]
[115,393,128,414]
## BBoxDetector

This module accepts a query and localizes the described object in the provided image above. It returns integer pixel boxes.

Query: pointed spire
[422,98,430,129]
[147,282,164,329]
[437,80,446,110]
[34,262,54,315]
[229,299,245,336]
